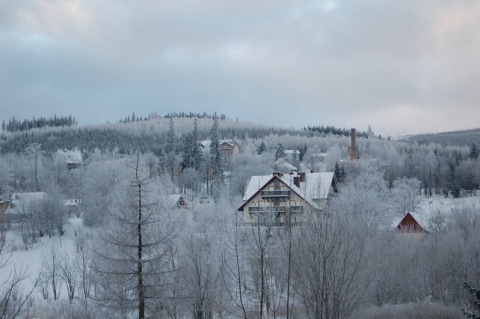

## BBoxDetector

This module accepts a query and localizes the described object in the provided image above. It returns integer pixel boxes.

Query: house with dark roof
[237,171,337,227]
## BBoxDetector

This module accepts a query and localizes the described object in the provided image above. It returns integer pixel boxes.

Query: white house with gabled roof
[56,147,84,170]
[3,192,47,221]
[237,171,337,226]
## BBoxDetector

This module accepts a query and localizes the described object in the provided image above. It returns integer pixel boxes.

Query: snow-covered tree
[92,154,177,319]
[209,114,222,176]
[274,143,286,161]
[24,143,43,192]
[294,210,371,319]
[182,119,202,171]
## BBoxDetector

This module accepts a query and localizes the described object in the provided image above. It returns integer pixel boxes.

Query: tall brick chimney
[348,128,357,161]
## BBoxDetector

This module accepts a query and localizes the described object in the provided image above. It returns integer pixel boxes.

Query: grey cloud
[1,0,480,135]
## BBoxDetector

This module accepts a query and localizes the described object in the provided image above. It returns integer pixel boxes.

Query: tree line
[304,125,369,138]
[2,115,77,134]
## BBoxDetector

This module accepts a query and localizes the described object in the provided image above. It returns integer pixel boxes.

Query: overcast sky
[1,0,479,136]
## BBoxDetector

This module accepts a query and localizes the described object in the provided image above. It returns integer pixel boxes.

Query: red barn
[395,212,429,234]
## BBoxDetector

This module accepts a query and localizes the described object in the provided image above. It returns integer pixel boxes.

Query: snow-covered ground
[417,193,478,215]
[1,217,86,308]
[414,192,480,230]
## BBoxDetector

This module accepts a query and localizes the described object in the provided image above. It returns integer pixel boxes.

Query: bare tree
[74,245,93,306]
[60,253,77,303]
[41,247,63,300]
[24,143,43,192]
[0,265,40,319]
[245,208,280,319]
[37,190,64,238]
[0,227,40,319]
[293,211,371,319]
[224,213,248,319]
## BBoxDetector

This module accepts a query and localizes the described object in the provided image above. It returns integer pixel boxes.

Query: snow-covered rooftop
[5,192,47,215]
[303,172,335,200]
[284,149,300,155]
[241,172,335,211]
[57,148,83,164]
[200,139,237,149]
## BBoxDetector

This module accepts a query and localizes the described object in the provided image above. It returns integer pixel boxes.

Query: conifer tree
[191,118,202,170]
[92,155,176,319]
[181,133,194,170]
[181,119,202,171]
[166,117,175,155]
[210,114,222,176]
[470,144,479,160]
[334,162,344,183]
[275,143,286,161]
[258,141,266,155]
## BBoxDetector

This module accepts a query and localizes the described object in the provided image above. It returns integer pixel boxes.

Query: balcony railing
[260,190,290,198]
[248,206,303,214]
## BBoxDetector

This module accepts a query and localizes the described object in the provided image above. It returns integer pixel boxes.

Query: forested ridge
[406,127,480,147]
[0,115,299,155]
[1,113,480,319]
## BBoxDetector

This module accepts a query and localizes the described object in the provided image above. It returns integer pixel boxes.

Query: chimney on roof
[299,172,306,183]
[348,128,357,161]
[293,176,300,188]
[273,172,283,177]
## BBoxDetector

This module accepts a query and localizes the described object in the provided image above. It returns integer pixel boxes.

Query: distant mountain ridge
[406,127,480,146]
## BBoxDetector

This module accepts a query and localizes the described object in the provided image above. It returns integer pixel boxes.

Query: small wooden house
[395,212,429,235]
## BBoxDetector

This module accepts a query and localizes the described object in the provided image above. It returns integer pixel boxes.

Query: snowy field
[416,192,480,226]
[1,217,87,315]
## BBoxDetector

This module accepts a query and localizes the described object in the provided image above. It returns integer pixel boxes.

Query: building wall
[242,180,309,225]
[220,142,239,164]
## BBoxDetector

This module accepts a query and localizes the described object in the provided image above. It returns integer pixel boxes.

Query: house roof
[5,192,47,215]
[394,211,430,232]
[164,194,185,208]
[57,148,83,164]
[284,149,300,155]
[200,139,238,149]
[239,171,336,212]
[303,172,335,200]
